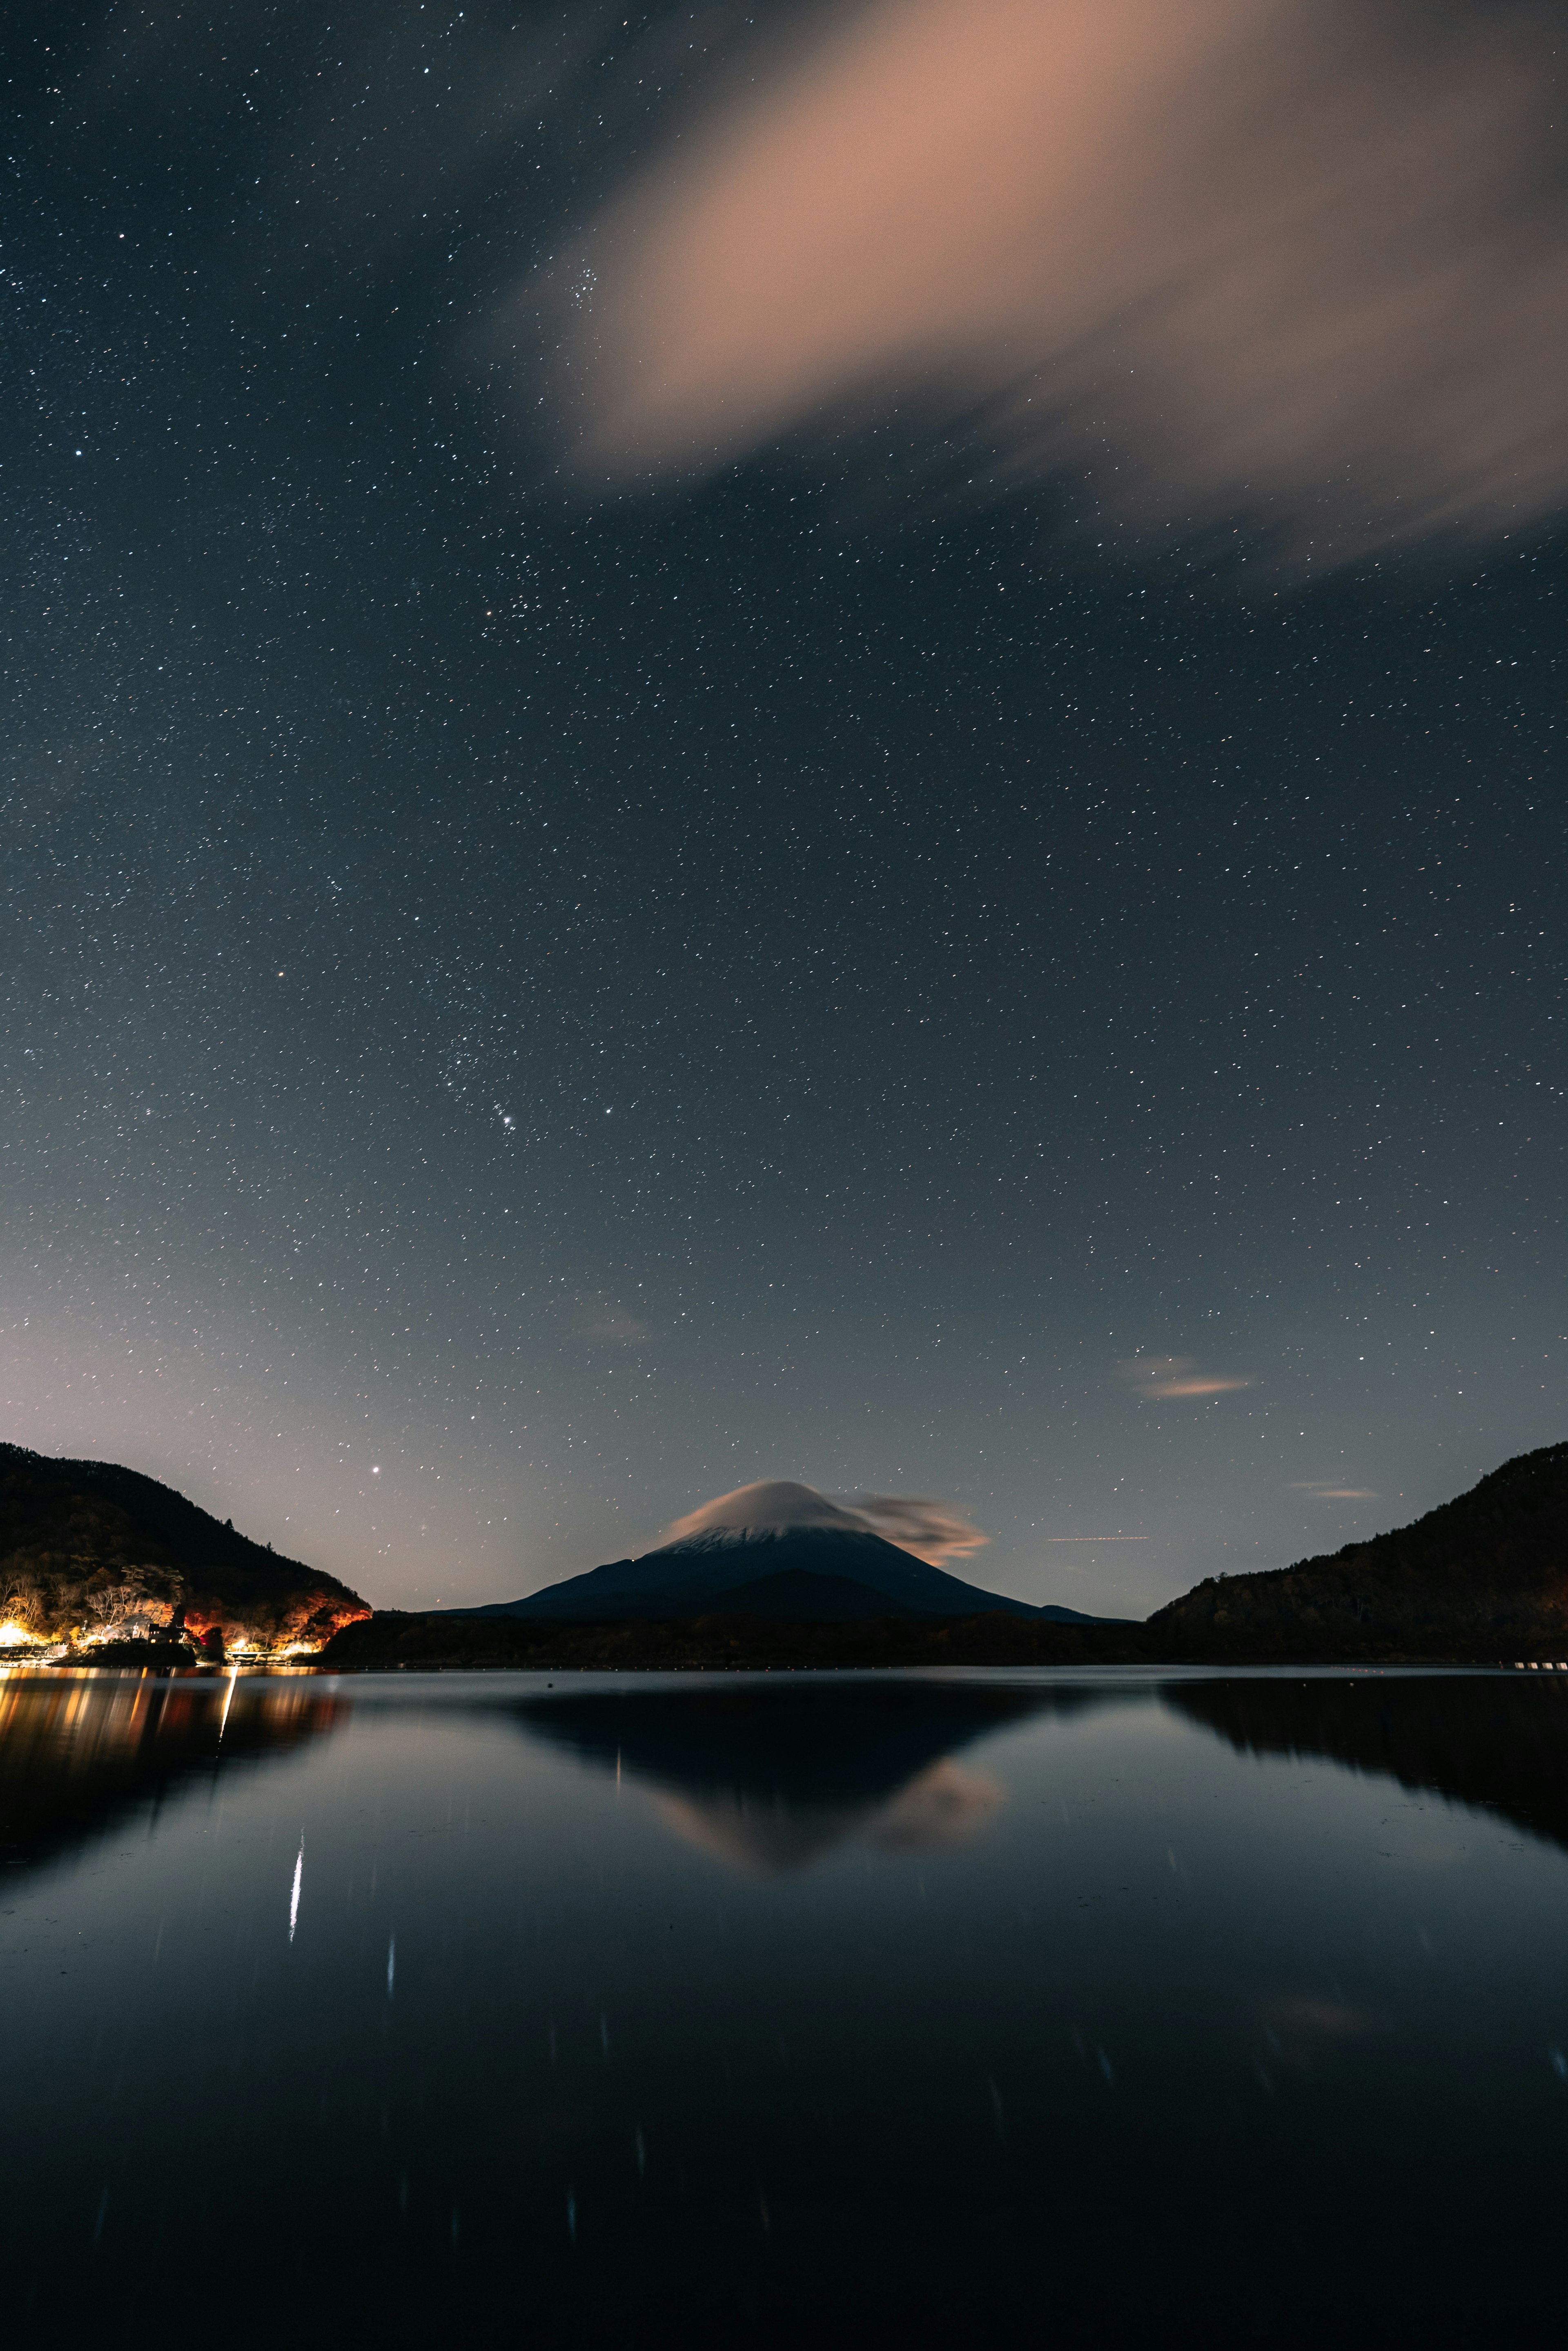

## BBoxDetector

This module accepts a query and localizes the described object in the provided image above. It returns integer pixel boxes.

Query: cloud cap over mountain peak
[663,1480,882,1542]
[662,1479,989,1568]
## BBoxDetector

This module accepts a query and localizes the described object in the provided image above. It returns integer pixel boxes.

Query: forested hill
[1148,1441,1568,1659]
[0,1442,369,1648]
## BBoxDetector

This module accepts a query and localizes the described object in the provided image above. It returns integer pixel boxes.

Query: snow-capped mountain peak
[660,1480,866,1547]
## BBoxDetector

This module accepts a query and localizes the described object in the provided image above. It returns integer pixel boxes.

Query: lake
[3,1665,1567,2345]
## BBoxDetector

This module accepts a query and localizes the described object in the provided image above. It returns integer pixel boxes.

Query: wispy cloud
[557,0,1568,564]
[1290,1480,1379,1501]
[835,1493,991,1567]
[1120,1357,1251,1402]
[577,1300,650,1346]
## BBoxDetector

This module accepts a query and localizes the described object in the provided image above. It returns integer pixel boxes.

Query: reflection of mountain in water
[1167,1675,1568,1857]
[512,1678,1136,1870]
[0,1672,349,1875]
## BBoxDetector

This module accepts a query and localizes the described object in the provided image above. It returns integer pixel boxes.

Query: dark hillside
[1149,1442,1568,1660]
[0,1442,370,1648]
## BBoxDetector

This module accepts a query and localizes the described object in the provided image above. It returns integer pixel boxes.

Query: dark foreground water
[4,1666,1568,2347]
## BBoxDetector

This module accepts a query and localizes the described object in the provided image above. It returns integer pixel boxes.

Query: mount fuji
[440,1481,1120,1625]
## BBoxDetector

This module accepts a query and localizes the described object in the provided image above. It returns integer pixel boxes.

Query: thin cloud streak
[559,0,1568,562]
[1121,1357,1252,1402]
[1144,1377,1253,1399]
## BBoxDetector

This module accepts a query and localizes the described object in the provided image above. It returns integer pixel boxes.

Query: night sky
[4,2,1564,1617]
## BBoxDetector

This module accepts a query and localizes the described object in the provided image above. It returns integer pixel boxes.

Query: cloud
[836,1492,990,1567]
[557,0,1568,563]
[661,1477,989,1566]
[1120,1357,1251,1402]
[577,1301,650,1345]
[1291,1481,1379,1501]
[663,1480,862,1542]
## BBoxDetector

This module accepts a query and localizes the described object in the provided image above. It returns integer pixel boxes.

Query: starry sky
[3,2,1564,1618]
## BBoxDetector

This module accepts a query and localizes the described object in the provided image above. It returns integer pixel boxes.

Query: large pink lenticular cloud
[558,0,1568,562]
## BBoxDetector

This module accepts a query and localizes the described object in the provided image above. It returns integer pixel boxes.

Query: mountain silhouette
[448,1480,1115,1624]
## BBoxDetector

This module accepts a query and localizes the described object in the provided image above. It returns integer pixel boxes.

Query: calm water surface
[4,1665,1568,2345]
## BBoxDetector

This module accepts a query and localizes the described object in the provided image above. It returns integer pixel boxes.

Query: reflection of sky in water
[2,1667,1567,2340]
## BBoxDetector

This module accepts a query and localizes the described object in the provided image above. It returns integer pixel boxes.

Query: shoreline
[310,1609,1568,1675]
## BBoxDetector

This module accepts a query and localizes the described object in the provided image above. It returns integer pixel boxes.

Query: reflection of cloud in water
[0,1671,349,1876]
[873,1759,1004,1853]
[647,1756,1004,1874]
[511,1678,1131,1873]
[644,1789,850,1874]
